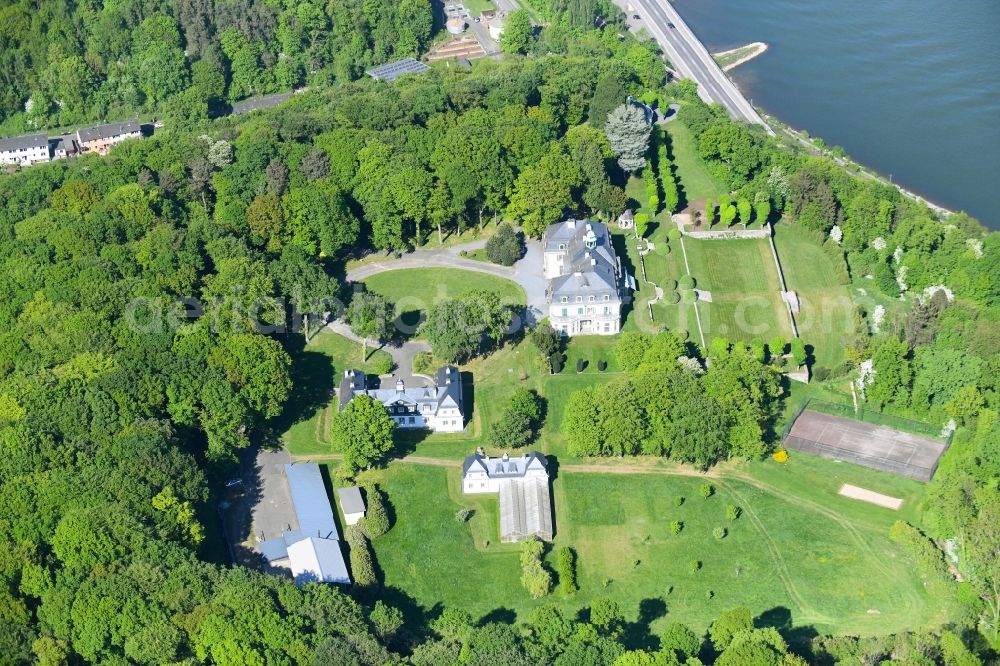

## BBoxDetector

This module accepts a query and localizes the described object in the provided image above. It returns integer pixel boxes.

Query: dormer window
[560,296,567,303]
[604,294,610,301]
[589,295,595,302]
[576,296,582,303]
[558,243,566,250]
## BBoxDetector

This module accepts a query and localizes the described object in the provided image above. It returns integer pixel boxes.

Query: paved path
[326,319,433,387]
[618,0,772,133]
[345,237,547,326]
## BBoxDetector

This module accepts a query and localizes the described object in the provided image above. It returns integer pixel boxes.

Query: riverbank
[712,41,768,71]
[760,112,956,218]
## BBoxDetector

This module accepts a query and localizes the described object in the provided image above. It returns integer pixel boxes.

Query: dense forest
[0,0,998,663]
[0,0,436,133]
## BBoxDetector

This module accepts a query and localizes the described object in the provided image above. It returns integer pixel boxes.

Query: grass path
[715,479,826,624]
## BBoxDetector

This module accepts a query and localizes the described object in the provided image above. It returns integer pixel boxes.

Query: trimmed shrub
[411,351,433,375]
[667,228,682,240]
[597,359,607,372]
[664,278,678,291]
[681,290,698,304]
[700,483,714,498]
[772,448,789,463]
[678,275,695,290]
[576,358,586,373]
[713,527,727,540]
[455,508,473,522]
[549,352,565,374]
[520,536,552,598]
[666,291,681,305]
[726,504,741,520]
[689,560,701,573]
[812,366,831,382]
[670,520,683,535]
[556,546,578,595]
[363,484,391,537]
[673,495,684,506]
[346,524,378,587]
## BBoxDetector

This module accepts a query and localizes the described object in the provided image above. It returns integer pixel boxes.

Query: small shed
[337,486,366,526]
[618,209,634,229]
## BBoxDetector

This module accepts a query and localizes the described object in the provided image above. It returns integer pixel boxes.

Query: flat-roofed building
[256,463,351,585]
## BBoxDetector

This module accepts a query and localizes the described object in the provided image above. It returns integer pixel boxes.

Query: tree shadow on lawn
[756,606,819,661]
[611,233,638,326]
[621,598,668,651]
[258,342,335,448]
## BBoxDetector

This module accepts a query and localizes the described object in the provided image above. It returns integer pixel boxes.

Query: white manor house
[543,219,628,336]
[339,365,465,433]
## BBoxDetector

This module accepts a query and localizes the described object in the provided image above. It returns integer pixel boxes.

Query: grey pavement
[249,448,297,544]
[617,0,772,133]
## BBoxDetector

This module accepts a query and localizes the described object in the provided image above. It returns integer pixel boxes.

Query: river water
[671,0,1000,229]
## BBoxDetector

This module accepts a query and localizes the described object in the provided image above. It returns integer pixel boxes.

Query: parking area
[784,409,948,481]
[250,448,298,544]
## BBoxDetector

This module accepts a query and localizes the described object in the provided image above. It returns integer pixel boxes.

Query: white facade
[0,135,51,166]
[340,366,465,433]
[462,452,549,494]
[543,219,626,336]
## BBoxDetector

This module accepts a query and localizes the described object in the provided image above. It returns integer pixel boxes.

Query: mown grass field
[364,454,941,638]
[683,238,793,344]
[663,120,728,205]
[773,224,855,369]
[361,267,525,333]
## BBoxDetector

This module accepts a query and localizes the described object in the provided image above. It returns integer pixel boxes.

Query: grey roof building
[543,219,629,336]
[337,486,366,525]
[462,451,553,543]
[76,120,141,155]
[339,366,465,432]
[0,133,51,166]
[256,463,351,585]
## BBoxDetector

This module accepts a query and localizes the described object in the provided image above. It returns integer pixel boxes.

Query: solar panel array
[366,58,430,82]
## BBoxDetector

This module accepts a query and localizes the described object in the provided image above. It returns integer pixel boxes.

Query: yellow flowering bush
[772,448,789,463]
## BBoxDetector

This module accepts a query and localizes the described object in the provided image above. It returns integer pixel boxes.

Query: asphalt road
[620,0,772,133]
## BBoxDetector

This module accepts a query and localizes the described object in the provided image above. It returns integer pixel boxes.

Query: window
[576,296,582,303]
[561,308,567,316]
[604,294,610,301]
[560,296,567,303]
[589,295,595,302]
[558,243,565,250]
[578,307,584,314]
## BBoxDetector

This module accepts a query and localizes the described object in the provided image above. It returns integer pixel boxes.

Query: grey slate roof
[340,366,463,416]
[0,133,48,152]
[337,486,365,515]
[462,451,548,478]
[366,58,430,82]
[545,220,621,300]
[77,119,140,142]
[284,463,339,539]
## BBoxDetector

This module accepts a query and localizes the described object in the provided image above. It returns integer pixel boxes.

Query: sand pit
[838,484,903,510]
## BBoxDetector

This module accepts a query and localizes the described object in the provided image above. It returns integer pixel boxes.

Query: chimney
[567,219,576,229]
[502,452,509,462]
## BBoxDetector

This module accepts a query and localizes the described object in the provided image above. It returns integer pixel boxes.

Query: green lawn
[773,224,856,369]
[365,455,941,638]
[361,268,525,333]
[462,0,496,16]
[663,120,728,206]
[682,238,793,344]
[277,330,393,456]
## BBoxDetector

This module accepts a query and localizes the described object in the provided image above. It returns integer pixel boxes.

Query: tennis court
[783,409,948,481]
